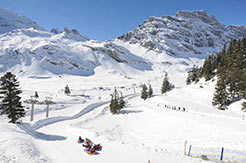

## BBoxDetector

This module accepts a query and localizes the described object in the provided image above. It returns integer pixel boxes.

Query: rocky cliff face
[117,10,246,56]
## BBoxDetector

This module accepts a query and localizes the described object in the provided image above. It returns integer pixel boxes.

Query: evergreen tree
[110,88,125,114]
[161,73,175,94]
[212,76,229,110]
[110,96,117,114]
[186,65,202,84]
[161,73,169,94]
[242,99,246,112]
[148,84,153,98]
[189,39,246,110]
[141,84,148,100]
[64,85,71,95]
[34,91,39,98]
[119,92,125,109]
[186,73,192,85]
[202,55,216,81]
[0,72,25,123]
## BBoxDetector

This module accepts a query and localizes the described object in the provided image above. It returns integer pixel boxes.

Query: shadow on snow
[17,123,66,141]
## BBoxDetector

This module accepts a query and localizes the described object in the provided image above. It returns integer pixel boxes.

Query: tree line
[110,73,175,114]
[140,72,174,100]
[186,38,246,110]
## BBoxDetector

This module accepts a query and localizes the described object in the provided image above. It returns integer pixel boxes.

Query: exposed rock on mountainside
[0,27,151,76]
[118,10,246,55]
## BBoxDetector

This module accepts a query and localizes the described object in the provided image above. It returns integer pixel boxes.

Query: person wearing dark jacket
[77,136,84,143]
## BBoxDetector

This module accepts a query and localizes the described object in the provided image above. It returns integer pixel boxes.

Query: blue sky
[1,0,245,41]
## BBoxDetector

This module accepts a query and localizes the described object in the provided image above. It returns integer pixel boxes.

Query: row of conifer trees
[140,73,175,100]
[186,38,246,110]
[110,73,175,114]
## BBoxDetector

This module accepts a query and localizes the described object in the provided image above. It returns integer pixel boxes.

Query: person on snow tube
[85,138,93,145]
[92,144,102,150]
[77,136,84,143]
[83,143,91,148]
[86,147,96,154]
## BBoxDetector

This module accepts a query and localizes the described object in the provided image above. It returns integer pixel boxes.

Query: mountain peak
[176,10,208,17]
[0,8,44,35]
[175,10,219,24]
[117,10,245,56]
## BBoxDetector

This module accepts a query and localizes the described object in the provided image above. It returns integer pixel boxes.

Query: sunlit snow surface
[0,66,246,163]
[0,8,246,163]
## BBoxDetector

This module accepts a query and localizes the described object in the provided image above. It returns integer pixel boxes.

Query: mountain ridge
[0,8,44,34]
[0,8,245,78]
[117,10,246,55]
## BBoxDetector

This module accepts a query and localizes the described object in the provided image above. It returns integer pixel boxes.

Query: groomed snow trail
[18,94,135,141]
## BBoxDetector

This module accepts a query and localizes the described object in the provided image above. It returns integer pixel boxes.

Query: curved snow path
[17,123,66,141]
[32,94,135,130]
[18,94,136,141]
[32,101,109,130]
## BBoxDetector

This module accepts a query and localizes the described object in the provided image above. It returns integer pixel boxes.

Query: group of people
[78,136,102,154]
[157,104,186,112]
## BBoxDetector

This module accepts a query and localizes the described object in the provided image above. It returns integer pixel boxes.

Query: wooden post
[184,140,187,155]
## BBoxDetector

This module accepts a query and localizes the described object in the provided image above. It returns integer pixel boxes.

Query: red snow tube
[77,139,84,143]
[93,144,102,150]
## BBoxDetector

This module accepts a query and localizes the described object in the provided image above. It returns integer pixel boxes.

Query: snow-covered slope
[0,8,43,34]
[1,9,246,163]
[117,10,246,56]
[1,73,246,163]
[0,10,245,77]
[0,28,152,76]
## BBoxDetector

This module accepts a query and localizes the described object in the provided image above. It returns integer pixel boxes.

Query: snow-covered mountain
[0,28,152,77]
[117,10,246,56]
[0,8,43,34]
[0,9,245,78]
[1,8,246,163]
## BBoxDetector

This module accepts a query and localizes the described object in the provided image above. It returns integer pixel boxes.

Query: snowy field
[1,66,246,163]
[1,7,246,163]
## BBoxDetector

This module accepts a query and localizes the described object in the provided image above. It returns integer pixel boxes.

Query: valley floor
[1,70,246,163]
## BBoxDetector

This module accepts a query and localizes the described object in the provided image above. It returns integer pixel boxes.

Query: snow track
[32,94,134,130]
[32,101,109,130]
[18,94,135,142]
[17,123,66,141]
